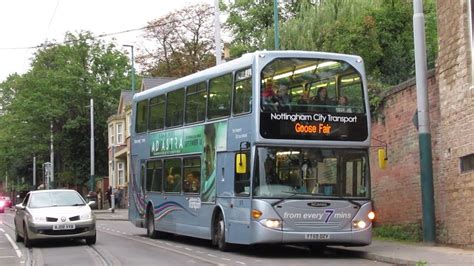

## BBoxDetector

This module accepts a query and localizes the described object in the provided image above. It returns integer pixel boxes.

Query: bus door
[217,151,252,244]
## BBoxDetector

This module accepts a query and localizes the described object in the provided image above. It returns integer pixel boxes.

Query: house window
[461,154,474,173]
[109,125,115,145]
[117,162,125,186]
[117,123,124,144]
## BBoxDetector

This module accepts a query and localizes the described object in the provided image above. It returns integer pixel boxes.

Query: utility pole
[273,0,280,50]
[123,45,135,94]
[214,0,222,65]
[111,145,116,213]
[90,98,95,192]
[413,0,436,244]
[50,122,54,189]
[33,155,36,188]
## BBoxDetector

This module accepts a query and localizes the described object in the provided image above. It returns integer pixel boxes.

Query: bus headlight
[259,219,282,229]
[353,220,367,229]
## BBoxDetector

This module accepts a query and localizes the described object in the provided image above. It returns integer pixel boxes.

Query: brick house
[371,0,474,246]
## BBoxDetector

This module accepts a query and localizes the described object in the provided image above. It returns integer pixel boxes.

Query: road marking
[4,233,21,258]
[0,228,5,232]
[207,254,217,258]
[185,247,192,251]
[99,229,221,265]
[0,256,17,259]
[221,258,230,261]
[236,261,246,265]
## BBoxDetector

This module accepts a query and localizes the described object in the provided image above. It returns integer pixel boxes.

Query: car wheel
[23,224,32,248]
[146,209,159,239]
[15,225,23,242]
[86,234,97,245]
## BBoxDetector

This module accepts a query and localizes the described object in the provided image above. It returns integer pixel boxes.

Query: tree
[138,3,216,77]
[0,31,130,188]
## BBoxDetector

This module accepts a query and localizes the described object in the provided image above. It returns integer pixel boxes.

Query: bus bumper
[250,221,372,246]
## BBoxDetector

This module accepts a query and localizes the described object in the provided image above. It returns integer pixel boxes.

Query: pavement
[93,208,474,265]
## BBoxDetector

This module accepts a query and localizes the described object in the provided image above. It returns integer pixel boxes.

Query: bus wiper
[328,195,362,207]
[271,191,317,206]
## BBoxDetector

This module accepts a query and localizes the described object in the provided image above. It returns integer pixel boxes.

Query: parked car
[1,196,13,208]
[14,189,96,247]
[0,198,5,213]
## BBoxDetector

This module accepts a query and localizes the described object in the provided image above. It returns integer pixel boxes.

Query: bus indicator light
[252,209,262,219]
[368,211,375,220]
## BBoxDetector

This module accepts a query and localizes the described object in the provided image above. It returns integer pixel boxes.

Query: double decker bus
[129,50,375,251]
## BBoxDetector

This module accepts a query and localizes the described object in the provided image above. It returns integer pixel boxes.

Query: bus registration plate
[53,224,75,230]
[305,233,329,240]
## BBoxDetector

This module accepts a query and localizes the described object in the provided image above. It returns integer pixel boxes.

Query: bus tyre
[215,214,230,251]
[147,209,159,239]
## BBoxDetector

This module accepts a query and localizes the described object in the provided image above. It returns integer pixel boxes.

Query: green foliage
[222,0,438,114]
[373,223,423,242]
[222,0,275,56]
[0,31,130,187]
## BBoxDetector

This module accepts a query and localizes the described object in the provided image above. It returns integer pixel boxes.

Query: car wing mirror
[87,201,96,207]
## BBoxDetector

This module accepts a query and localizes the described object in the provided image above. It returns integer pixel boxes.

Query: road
[0,208,389,265]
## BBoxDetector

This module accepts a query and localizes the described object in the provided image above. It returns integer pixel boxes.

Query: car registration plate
[53,224,76,230]
[305,233,330,240]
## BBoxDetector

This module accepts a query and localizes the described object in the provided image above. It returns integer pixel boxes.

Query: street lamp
[123,45,135,94]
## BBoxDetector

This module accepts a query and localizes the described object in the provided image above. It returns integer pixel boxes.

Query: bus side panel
[216,152,252,245]
[150,193,215,240]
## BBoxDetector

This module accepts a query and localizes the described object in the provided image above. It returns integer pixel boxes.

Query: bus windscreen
[260,58,368,141]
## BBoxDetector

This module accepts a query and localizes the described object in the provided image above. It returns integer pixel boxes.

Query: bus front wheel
[214,214,230,251]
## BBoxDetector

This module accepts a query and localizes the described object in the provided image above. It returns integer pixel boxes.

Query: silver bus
[129,50,375,251]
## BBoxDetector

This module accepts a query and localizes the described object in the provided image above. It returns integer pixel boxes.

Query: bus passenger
[274,84,291,111]
[261,81,278,112]
[184,171,200,193]
[335,95,352,113]
[312,86,330,111]
[166,173,181,192]
[297,89,311,112]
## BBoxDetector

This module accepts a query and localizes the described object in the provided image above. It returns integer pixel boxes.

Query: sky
[0,0,214,82]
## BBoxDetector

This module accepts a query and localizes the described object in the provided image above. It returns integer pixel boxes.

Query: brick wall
[435,0,474,246]
[370,70,439,229]
[371,0,474,246]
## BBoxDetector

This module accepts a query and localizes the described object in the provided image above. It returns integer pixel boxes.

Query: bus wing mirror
[378,148,387,169]
[236,153,247,174]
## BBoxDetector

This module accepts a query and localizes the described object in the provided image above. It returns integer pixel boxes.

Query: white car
[14,189,96,247]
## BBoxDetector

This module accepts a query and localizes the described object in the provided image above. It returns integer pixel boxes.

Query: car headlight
[32,216,46,223]
[0,201,5,207]
[80,213,92,220]
[259,219,282,230]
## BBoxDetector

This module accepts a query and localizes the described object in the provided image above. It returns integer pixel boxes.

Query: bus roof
[133,50,363,102]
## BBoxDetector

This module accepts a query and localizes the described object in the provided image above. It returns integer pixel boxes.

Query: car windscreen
[29,191,86,208]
